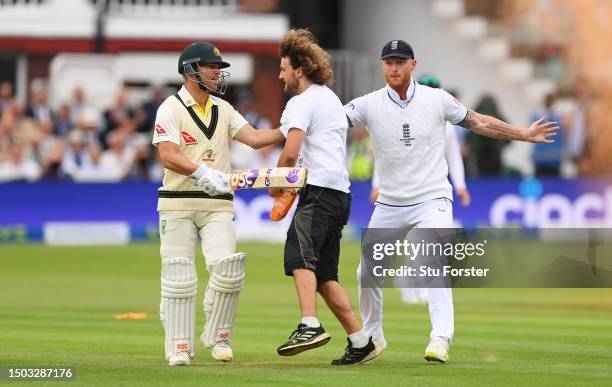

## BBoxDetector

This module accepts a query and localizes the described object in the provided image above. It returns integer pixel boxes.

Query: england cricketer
[345,40,559,363]
[153,42,284,366]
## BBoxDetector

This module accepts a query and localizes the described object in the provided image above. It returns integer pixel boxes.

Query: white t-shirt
[346,82,467,205]
[280,84,350,193]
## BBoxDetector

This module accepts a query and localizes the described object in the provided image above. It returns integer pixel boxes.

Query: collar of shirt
[178,85,216,117]
[385,80,416,108]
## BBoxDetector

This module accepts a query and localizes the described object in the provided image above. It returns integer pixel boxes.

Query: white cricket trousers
[159,211,236,268]
[357,198,455,346]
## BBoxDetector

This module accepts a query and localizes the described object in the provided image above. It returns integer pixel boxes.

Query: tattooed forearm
[457,110,478,130]
[458,110,526,141]
[484,120,525,140]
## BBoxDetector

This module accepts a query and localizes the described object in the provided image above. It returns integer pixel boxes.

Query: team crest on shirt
[203,148,215,162]
[181,131,198,145]
[155,124,168,135]
[400,123,415,147]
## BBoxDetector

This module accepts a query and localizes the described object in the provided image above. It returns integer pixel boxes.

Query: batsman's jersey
[345,81,467,205]
[152,86,248,212]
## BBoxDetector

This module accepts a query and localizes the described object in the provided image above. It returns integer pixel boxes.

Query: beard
[283,77,299,94]
[386,75,409,89]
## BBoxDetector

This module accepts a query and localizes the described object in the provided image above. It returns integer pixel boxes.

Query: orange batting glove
[270,189,297,221]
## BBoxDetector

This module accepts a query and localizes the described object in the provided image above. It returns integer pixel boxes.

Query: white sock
[301,316,320,328]
[349,330,369,348]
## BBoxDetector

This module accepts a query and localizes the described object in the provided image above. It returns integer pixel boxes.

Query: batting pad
[201,253,246,347]
[160,258,197,360]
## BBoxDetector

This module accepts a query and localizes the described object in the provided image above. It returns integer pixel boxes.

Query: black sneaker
[277,323,331,356]
[331,337,379,365]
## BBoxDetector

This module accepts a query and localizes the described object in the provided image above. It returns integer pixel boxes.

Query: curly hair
[279,29,333,85]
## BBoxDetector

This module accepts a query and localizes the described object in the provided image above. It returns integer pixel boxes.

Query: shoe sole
[168,357,191,366]
[278,333,331,356]
[424,352,448,363]
[168,361,190,366]
[214,356,233,363]
[331,343,383,366]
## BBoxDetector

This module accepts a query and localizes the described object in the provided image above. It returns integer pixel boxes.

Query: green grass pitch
[1,242,611,386]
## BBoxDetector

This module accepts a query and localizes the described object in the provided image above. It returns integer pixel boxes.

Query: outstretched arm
[457,110,559,143]
[233,124,285,149]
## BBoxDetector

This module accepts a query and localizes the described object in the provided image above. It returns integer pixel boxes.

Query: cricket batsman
[153,42,283,366]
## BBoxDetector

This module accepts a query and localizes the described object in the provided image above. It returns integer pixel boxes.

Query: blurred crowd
[0,78,608,184]
[0,80,287,183]
[0,80,165,183]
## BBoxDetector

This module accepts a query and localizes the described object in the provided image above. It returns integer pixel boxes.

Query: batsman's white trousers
[357,198,454,345]
[159,211,236,267]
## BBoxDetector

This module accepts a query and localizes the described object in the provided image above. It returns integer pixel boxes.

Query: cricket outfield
[1,243,611,386]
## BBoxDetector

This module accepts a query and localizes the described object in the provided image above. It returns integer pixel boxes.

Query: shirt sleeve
[441,90,468,125]
[229,108,249,138]
[280,96,311,137]
[344,95,368,130]
[444,123,466,189]
[152,102,181,146]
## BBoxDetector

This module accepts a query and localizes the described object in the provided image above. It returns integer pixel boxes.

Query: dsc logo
[219,332,231,340]
[176,343,189,351]
[490,179,612,227]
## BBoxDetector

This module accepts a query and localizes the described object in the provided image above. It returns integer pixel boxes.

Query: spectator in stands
[0,142,40,182]
[0,81,14,115]
[119,119,154,181]
[30,119,64,181]
[466,94,509,176]
[530,93,565,176]
[77,109,103,148]
[1,101,38,156]
[26,80,53,124]
[100,131,135,180]
[54,103,73,136]
[101,86,134,140]
[135,86,164,133]
[69,86,96,124]
[70,144,125,182]
[61,129,91,180]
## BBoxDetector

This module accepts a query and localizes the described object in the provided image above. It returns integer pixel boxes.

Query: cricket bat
[229,167,307,190]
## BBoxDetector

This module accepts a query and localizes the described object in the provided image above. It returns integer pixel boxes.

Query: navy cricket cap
[380,40,415,60]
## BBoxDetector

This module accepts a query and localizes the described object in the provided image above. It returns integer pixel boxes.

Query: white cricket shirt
[346,81,467,205]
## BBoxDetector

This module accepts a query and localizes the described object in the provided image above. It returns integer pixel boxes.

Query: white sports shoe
[373,338,386,357]
[424,336,450,363]
[168,351,191,366]
[211,341,233,363]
